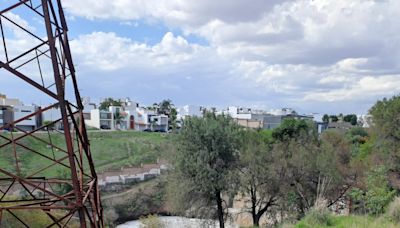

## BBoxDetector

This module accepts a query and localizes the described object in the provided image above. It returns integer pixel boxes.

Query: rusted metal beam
[0,0,103,226]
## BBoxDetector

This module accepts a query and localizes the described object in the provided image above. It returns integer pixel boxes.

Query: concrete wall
[236,119,262,129]
[85,109,101,129]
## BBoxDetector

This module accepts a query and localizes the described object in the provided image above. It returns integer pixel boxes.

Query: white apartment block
[13,105,38,131]
[0,95,38,131]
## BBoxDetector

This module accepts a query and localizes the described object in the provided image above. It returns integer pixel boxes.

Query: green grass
[88,131,177,171]
[0,197,80,228]
[0,209,80,228]
[295,215,398,228]
[0,131,177,178]
[0,131,174,227]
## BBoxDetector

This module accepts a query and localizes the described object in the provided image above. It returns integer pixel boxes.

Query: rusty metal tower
[0,0,103,227]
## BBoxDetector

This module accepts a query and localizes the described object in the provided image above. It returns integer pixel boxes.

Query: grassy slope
[0,131,176,178]
[89,131,176,172]
[0,209,80,228]
[295,215,398,228]
[0,131,175,226]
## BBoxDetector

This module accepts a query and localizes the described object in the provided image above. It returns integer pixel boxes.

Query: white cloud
[70,32,206,71]
[304,75,400,102]
[59,0,400,112]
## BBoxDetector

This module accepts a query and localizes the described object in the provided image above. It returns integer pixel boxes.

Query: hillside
[0,131,177,178]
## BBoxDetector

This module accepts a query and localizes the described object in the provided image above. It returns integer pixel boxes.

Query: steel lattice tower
[0,0,103,227]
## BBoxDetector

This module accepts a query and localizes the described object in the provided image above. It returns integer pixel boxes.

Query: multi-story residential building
[224,106,269,129]
[0,95,39,131]
[135,107,168,132]
[85,97,168,132]
[86,108,115,130]
[82,97,97,121]
[13,105,39,131]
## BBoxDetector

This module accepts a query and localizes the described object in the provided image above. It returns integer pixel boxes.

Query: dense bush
[386,197,400,223]
[300,207,333,227]
[349,166,396,215]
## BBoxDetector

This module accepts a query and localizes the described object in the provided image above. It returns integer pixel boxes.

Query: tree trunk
[216,191,225,228]
[252,207,259,227]
[254,197,274,227]
[250,187,258,226]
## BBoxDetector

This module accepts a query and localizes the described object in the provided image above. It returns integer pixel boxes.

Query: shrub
[386,197,400,223]
[349,166,395,216]
[302,207,333,226]
[139,214,165,228]
[364,166,396,215]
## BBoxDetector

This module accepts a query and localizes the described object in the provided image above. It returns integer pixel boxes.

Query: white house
[13,105,38,131]
[134,107,168,132]
[177,105,203,119]
[85,98,169,131]
[0,95,39,131]
[86,108,114,130]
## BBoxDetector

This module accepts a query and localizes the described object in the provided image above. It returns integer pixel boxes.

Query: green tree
[271,120,353,218]
[370,95,400,141]
[329,115,339,122]
[99,98,122,110]
[175,113,241,228]
[113,108,125,129]
[238,130,279,226]
[272,119,315,142]
[158,99,173,115]
[369,95,400,176]
[349,166,396,215]
[344,114,358,125]
[322,114,329,123]
[157,99,177,130]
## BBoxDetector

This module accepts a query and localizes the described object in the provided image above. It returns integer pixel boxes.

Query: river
[117,216,239,228]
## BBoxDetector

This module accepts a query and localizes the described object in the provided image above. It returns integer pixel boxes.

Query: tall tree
[158,99,177,130]
[271,119,352,218]
[158,99,173,115]
[369,95,400,186]
[238,130,279,226]
[176,113,241,228]
[369,95,400,142]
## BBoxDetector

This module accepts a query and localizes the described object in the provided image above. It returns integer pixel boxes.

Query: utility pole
[0,0,103,226]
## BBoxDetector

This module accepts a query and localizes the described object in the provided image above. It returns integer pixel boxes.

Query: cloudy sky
[2,0,400,115]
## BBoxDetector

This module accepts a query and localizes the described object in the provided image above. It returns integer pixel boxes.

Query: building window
[21,110,32,112]
[100,113,111,119]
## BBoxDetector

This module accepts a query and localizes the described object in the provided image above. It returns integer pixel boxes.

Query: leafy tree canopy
[272,119,316,142]
[343,114,358,125]
[370,95,400,141]
[176,112,242,227]
[99,98,122,110]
